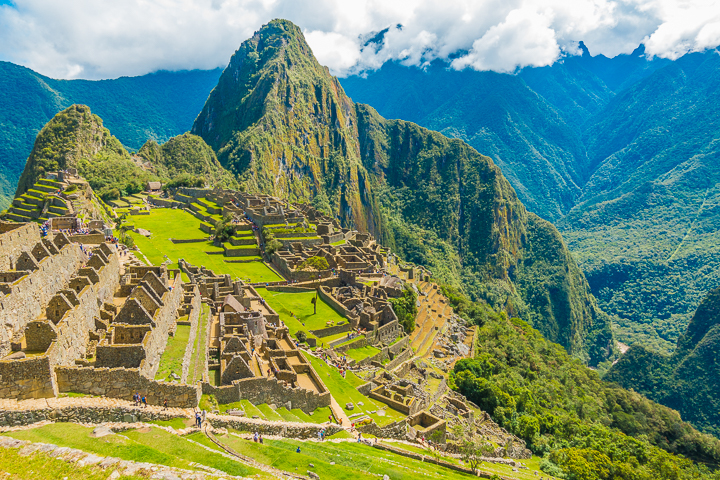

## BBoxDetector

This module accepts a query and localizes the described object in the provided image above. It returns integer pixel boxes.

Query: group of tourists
[132,392,147,407]
[252,431,264,443]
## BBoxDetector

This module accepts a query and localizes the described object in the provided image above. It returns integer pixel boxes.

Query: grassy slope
[255,287,347,340]
[126,208,281,283]
[154,324,190,381]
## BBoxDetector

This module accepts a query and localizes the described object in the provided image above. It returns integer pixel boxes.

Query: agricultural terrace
[255,287,348,343]
[122,209,282,283]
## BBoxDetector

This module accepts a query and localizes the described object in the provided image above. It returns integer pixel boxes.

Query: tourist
[259,434,263,444]
[317,430,322,441]
[254,431,258,442]
[163,399,168,410]
[296,446,301,453]
[357,433,362,443]
[142,396,147,408]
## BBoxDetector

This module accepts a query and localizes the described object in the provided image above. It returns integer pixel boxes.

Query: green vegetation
[215,434,481,480]
[0,63,221,210]
[3,423,262,477]
[137,133,237,189]
[301,351,405,426]
[297,256,329,271]
[448,290,720,480]
[256,287,346,340]
[389,285,418,333]
[606,286,720,437]
[155,324,190,381]
[124,209,281,283]
[187,304,210,384]
[0,446,145,480]
[344,345,381,362]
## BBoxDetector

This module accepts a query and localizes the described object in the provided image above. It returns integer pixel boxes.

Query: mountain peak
[578,41,591,57]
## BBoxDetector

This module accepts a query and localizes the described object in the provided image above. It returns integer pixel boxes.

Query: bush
[296,331,308,343]
[297,256,329,271]
[389,285,418,334]
[265,238,282,255]
[214,216,234,243]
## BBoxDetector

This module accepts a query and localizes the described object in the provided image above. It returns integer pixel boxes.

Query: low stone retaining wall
[207,416,342,439]
[310,323,351,339]
[55,366,200,407]
[266,285,315,293]
[0,404,188,428]
[171,238,209,244]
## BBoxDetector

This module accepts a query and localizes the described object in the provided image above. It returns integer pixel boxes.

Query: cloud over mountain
[0,0,717,79]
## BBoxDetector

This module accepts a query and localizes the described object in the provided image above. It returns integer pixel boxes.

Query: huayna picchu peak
[192,19,614,366]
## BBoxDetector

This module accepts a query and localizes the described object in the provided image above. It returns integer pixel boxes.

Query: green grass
[4,423,194,470]
[256,403,285,421]
[255,287,347,340]
[155,324,191,381]
[276,407,304,422]
[149,417,193,429]
[301,352,406,426]
[345,345,381,363]
[187,304,210,384]
[124,209,282,283]
[331,239,347,246]
[216,435,481,480]
[0,446,145,480]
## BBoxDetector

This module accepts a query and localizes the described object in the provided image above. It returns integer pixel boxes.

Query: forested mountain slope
[192,19,614,364]
[342,46,720,354]
[0,62,222,209]
[606,286,720,436]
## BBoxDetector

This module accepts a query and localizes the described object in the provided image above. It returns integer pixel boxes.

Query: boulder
[345,403,354,410]
[91,426,114,438]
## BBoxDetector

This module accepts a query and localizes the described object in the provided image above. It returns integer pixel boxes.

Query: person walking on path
[142,396,147,408]
[163,399,168,410]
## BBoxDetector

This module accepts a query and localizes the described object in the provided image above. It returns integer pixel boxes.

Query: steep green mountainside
[341,61,593,222]
[0,61,222,209]
[448,290,720,478]
[341,47,720,355]
[14,105,236,201]
[192,19,613,364]
[14,105,155,200]
[560,50,720,352]
[606,287,720,437]
[137,133,238,189]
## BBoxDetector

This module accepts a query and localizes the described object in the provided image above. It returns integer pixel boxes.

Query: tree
[296,331,308,343]
[214,216,234,243]
[389,285,418,334]
[298,256,329,271]
[451,423,494,474]
[266,238,282,255]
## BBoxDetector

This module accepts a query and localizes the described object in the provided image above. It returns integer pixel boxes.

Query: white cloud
[0,0,718,80]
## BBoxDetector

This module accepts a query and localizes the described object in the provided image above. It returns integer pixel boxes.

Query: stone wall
[181,287,202,383]
[0,243,85,358]
[0,223,39,271]
[55,366,200,407]
[310,323,351,338]
[203,376,331,414]
[266,285,314,294]
[140,277,184,378]
[207,416,342,439]
[386,344,414,371]
[0,355,55,399]
[317,286,352,318]
[68,233,105,244]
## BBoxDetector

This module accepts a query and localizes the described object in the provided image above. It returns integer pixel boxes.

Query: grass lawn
[302,352,406,426]
[345,345,381,363]
[256,288,347,341]
[0,446,145,480]
[187,304,210,384]
[123,209,282,283]
[155,324,190,381]
[256,403,285,421]
[217,435,480,480]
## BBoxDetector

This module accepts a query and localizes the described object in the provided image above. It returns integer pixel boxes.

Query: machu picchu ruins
[0,176,535,479]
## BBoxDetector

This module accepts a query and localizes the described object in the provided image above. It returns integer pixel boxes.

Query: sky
[0,0,718,80]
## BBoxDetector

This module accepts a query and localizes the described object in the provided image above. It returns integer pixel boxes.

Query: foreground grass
[217,434,480,480]
[0,447,145,480]
[155,324,190,381]
[345,344,382,363]
[4,424,262,478]
[187,303,210,384]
